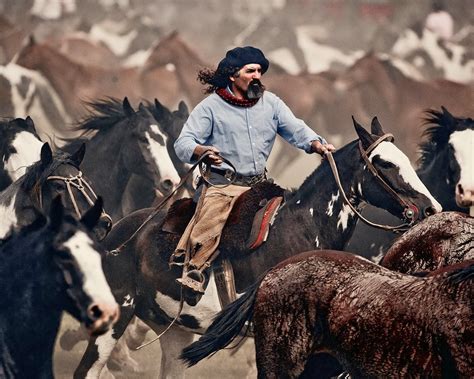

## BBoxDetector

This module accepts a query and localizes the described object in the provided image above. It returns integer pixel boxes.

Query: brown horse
[381,211,474,273]
[14,37,181,118]
[142,31,209,107]
[334,52,474,160]
[182,251,474,378]
[45,33,121,68]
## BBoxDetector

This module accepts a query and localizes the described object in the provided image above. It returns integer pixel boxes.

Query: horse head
[0,116,43,187]
[15,143,112,240]
[418,107,474,211]
[42,196,119,335]
[353,116,441,223]
[127,98,180,196]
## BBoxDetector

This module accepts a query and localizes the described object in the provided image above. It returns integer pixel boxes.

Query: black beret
[217,46,270,75]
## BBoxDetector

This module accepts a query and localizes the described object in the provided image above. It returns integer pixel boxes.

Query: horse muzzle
[456,184,474,208]
[85,302,120,336]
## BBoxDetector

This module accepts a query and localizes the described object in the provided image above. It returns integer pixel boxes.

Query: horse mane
[71,97,136,134]
[0,118,15,160]
[19,150,77,192]
[417,109,474,168]
[379,58,406,84]
[287,140,358,201]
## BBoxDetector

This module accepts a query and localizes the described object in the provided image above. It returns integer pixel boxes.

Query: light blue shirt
[174,90,327,176]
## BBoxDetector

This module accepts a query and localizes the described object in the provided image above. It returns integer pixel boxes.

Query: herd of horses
[0,15,473,379]
[0,91,472,378]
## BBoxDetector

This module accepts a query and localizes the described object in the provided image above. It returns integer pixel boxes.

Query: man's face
[230,64,265,100]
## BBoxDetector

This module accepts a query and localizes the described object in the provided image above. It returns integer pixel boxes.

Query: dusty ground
[54,314,256,379]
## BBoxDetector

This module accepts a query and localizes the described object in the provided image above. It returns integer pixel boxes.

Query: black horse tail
[180,278,263,367]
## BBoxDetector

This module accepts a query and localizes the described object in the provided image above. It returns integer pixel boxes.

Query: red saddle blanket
[162,181,285,252]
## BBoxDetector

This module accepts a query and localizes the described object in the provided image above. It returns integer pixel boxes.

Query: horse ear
[25,116,36,132]
[122,97,134,117]
[154,98,168,120]
[441,106,456,127]
[353,116,373,150]
[40,143,53,165]
[370,117,385,136]
[80,197,103,231]
[178,101,189,117]
[49,195,64,232]
[71,143,86,166]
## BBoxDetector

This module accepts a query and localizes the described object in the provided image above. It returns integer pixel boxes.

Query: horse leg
[254,308,314,378]
[141,320,195,379]
[73,306,135,379]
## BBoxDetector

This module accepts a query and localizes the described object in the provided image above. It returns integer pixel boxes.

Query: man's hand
[193,145,223,166]
[311,140,336,158]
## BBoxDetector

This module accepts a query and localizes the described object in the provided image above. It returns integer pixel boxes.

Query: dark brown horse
[74,118,441,378]
[381,211,474,273]
[182,251,474,378]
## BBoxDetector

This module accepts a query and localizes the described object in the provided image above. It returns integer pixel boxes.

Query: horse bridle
[43,171,112,224]
[326,133,417,232]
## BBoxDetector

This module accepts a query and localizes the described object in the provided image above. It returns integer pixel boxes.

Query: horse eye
[373,157,396,170]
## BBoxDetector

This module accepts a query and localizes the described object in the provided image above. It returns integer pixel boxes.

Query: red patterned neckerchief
[216,87,260,107]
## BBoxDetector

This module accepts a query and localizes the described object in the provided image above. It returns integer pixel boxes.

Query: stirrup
[169,250,187,267]
[176,269,206,294]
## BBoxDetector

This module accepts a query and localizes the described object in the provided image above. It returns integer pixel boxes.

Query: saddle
[162,181,285,252]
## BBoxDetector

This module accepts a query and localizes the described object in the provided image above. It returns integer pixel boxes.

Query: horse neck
[79,128,130,208]
[1,235,62,362]
[365,61,399,110]
[243,146,363,273]
[19,45,85,112]
[164,43,206,105]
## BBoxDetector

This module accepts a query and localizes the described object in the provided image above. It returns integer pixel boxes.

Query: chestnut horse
[182,251,473,378]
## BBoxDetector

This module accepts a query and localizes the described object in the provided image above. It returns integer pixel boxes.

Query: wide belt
[210,167,266,187]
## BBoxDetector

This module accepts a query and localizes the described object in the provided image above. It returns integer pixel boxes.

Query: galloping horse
[334,53,473,161]
[347,107,474,260]
[63,97,180,221]
[0,142,111,241]
[74,117,441,378]
[0,197,119,378]
[182,252,473,378]
[0,116,43,190]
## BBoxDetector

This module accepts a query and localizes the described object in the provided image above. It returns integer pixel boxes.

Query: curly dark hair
[197,66,239,94]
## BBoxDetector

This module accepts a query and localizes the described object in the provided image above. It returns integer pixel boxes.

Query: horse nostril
[423,206,437,217]
[88,304,103,320]
[161,179,174,192]
[457,183,464,195]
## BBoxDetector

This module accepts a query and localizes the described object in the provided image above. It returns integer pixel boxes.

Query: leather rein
[325,133,416,232]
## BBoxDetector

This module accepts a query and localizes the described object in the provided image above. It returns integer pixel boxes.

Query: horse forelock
[418,110,474,169]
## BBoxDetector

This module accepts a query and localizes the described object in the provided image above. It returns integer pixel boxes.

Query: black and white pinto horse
[391,25,474,83]
[0,116,43,191]
[0,142,111,241]
[63,97,180,221]
[346,107,474,260]
[74,117,441,378]
[0,197,119,378]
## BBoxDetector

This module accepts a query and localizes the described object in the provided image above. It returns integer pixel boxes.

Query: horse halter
[45,171,113,224]
[326,133,417,232]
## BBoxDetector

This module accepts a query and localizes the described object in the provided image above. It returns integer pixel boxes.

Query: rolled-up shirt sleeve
[174,104,213,163]
[274,97,327,153]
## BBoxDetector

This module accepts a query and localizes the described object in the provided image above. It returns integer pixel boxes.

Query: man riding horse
[171,46,335,296]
